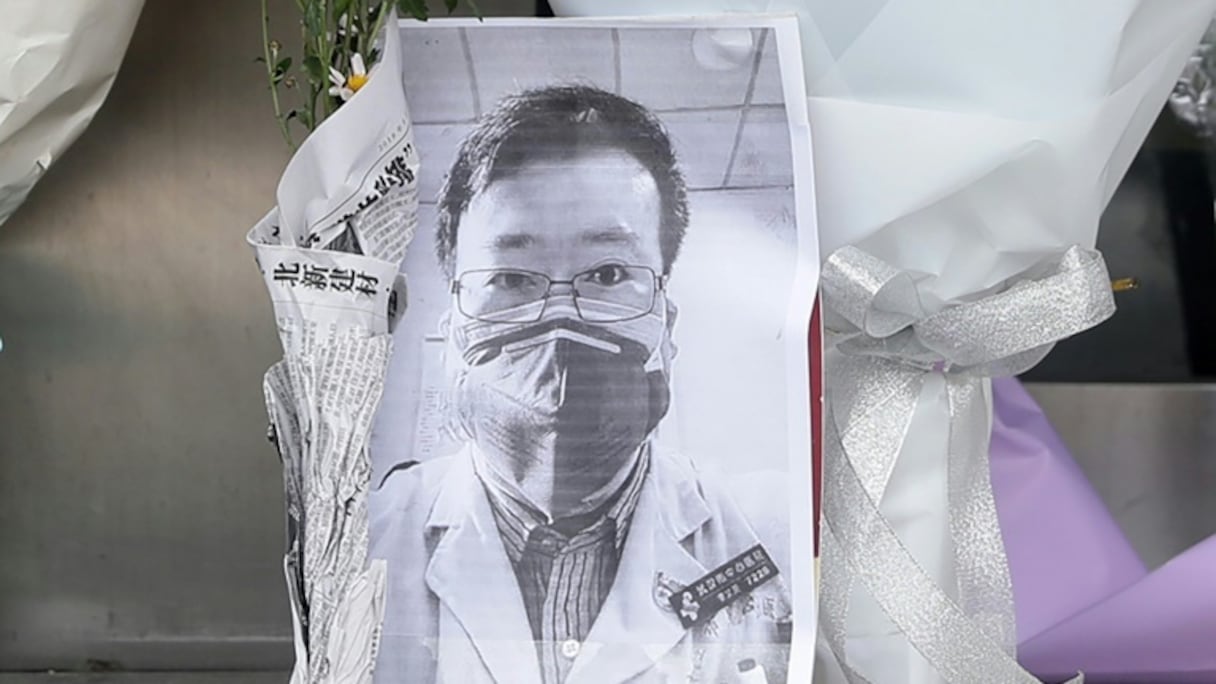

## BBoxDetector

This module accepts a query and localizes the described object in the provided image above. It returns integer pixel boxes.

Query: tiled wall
[401,24,795,202]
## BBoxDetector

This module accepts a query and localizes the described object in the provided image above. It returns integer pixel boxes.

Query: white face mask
[441,298,676,517]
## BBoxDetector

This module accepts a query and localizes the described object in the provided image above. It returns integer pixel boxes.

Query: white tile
[399,27,478,123]
[465,27,617,113]
[619,28,754,111]
[750,30,785,106]
[414,123,474,205]
[661,109,742,190]
[726,105,793,189]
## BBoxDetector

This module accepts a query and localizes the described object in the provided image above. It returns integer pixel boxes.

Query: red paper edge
[809,293,824,558]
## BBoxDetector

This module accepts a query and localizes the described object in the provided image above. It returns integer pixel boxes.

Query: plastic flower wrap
[551,1,1216,682]
[0,0,143,226]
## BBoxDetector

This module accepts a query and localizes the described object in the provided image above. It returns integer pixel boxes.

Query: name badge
[668,544,779,629]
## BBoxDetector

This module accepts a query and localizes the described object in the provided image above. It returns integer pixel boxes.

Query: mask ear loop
[644,274,693,464]
[438,303,480,445]
[643,275,676,374]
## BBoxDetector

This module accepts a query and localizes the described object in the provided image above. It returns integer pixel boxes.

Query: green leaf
[334,0,353,19]
[444,0,458,13]
[303,55,324,82]
[254,55,266,63]
[275,57,293,75]
[396,0,429,21]
[466,0,482,18]
[303,1,325,36]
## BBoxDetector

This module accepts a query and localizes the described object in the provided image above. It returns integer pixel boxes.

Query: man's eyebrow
[490,233,536,250]
[581,226,639,245]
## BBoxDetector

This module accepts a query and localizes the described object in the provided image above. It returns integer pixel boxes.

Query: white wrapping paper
[0,0,144,226]
[552,2,1216,682]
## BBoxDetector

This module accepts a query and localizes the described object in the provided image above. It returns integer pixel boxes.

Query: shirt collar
[425,442,713,546]
[478,444,652,560]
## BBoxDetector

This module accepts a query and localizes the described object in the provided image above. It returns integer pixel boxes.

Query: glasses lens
[457,270,549,322]
[573,265,657,322]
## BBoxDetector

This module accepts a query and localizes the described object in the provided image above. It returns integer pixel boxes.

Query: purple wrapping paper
[990,377,1216,682]
[990,378,1146,641]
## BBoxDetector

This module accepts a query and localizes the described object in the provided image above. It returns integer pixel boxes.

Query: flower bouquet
[0,1,143,227]
[550,1,1216,682]
[247,2,476,681]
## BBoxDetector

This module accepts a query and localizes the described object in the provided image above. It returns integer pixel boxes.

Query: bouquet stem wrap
[248,14,418,683]
[818,246,1114,683]
[550,1,1216,680]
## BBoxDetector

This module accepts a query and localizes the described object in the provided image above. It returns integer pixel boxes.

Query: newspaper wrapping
[248,17,416,684]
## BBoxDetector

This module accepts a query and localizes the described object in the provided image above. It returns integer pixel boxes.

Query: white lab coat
[369,445,793,684]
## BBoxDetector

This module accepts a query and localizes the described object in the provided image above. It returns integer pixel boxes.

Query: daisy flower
[327,53,368,102]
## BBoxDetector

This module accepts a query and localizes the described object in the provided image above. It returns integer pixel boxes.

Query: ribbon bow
[818,245,1113,684]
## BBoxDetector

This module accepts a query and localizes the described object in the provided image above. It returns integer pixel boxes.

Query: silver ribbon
[819,245,1113,684]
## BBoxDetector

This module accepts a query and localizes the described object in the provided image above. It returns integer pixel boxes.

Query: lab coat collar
[424,447,545,684]
[424,444,713,539]
[566,450,719,684]
[423,444,719,684]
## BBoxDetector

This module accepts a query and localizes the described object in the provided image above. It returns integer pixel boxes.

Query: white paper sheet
[366,15,820,684]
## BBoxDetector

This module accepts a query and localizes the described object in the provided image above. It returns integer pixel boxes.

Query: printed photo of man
[370,84,793,684]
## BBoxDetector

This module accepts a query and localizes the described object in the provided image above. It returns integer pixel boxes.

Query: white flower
[337,13,359,36]
[328,66,352,101]
[350,53,368,86]
[327,53,368,102]
[328,14,360,42]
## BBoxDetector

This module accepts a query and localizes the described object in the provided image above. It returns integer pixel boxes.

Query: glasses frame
[452,264,666,324]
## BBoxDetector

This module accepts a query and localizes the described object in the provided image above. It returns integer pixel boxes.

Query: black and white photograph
[368,16,818,684]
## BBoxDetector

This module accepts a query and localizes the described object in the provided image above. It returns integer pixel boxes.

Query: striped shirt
[480,448,651,684]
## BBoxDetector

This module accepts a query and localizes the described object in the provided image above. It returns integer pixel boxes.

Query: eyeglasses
[453,264,664,323]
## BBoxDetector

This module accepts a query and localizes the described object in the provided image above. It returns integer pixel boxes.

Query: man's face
[445,147,673,514]
[454,148,664,281]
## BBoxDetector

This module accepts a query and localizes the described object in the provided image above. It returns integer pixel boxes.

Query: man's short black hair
[436,84,689,277]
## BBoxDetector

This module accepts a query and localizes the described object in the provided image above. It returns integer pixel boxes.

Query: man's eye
[586,264,630,287]
[486,271,537,291]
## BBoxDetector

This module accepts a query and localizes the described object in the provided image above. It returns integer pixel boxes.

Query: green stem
[300,18,318,131]
[367,1,390,59]
[319,0,336,119]
[336,1,351,100]
[261,0,296,149]
[358,0,372,60]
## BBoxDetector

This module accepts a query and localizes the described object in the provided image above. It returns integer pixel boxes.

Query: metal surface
[1023,121,1216,382]
[1025,383,1216,570]
[0,0,535,672]
[0,671,284,676]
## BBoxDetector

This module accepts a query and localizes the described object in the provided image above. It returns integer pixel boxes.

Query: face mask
[442,300,674,517]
